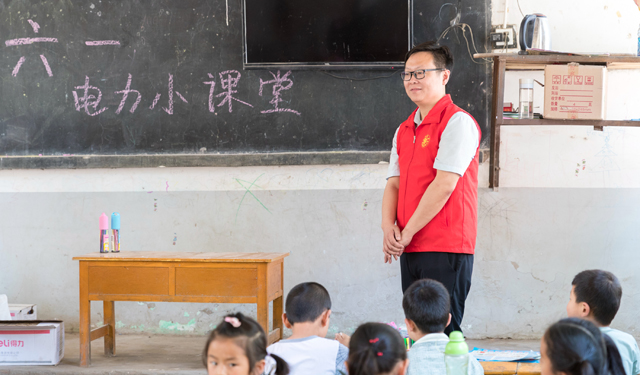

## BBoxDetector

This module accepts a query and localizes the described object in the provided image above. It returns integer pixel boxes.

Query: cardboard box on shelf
[0,321,64,366]
[8,304,37,321]
[544,63,607,120]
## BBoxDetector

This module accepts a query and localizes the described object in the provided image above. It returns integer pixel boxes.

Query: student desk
[482,362,541,375]
[72,251,289,367]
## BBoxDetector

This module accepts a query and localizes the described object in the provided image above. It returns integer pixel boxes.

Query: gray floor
[0,334,541,375]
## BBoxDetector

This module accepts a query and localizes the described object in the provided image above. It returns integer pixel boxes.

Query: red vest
[397,95,480,254]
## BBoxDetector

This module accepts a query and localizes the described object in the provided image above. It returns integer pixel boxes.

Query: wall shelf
[476,53,640,189]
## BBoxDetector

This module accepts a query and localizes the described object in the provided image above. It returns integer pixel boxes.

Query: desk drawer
[88,266,169,295]
[175,267,258,297]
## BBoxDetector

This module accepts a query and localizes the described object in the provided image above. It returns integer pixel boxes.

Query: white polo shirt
[387,109,479,179]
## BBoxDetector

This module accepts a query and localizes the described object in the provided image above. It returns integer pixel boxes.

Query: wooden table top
[72,251,290,263]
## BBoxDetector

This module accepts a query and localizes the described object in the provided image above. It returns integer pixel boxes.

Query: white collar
[413,332,449,345]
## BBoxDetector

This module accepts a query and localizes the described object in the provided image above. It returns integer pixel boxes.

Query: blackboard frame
[242,0,414,70]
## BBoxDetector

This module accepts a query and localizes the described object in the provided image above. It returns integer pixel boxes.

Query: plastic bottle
[99,213,109,253]
[519,79,534,119]
[445,331,469,375]
[111,212,120,253]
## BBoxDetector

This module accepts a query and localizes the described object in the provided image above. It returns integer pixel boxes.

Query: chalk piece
[0,294,11,320]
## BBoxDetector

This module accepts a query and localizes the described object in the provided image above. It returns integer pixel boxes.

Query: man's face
[403,52,449,107]
[566,285,587,318]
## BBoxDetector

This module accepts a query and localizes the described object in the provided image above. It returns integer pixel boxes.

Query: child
[346,322,409,375]
[402,279,483,375]
[567,269,640,375]
[541,318,626,375]
[267,282,348,375]
[202,313,289,375]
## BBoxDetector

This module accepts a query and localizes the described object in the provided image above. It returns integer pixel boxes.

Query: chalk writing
[203,73,217,113]
[28,20,40,33]
[73,76,108,116]
[216,70,253,113]
[259,70,300,115]
[5,20,59,77]
[150,74,188,114]
[5,37,59,46]
[115,74,142,114]
[85,40,121,46]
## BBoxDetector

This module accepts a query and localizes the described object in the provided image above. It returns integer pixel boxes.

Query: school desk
[72,251,289,367]
[481,361,541,375]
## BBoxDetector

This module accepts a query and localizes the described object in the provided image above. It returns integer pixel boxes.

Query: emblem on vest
[421,135,430,148]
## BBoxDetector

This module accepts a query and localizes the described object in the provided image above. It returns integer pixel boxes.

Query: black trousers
[400,252,474,335]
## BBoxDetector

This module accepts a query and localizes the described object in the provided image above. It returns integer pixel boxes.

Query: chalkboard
[0,0,489,159]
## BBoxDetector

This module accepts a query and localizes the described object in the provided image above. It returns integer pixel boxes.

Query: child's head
[541,318,625,375]
[566,270,622,326]
[402,279,451,340]
[283,282,332,335]
[347,322,409,375]
[202,313,289,375]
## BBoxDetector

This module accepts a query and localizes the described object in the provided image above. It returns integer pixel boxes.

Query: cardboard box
[0,321,64,366]
[9,304,37,321]
[544,63,607,120]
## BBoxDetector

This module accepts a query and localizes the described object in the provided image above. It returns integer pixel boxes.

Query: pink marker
[99,213,109,253]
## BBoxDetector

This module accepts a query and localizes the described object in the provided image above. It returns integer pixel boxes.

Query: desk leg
[103,301,116,356]
[273,295,283,341]
[79,262,91,367]
[257,265,269,334]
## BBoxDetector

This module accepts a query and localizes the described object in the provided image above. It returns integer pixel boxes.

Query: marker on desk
[111,212,120,253]
[99,213,109,253]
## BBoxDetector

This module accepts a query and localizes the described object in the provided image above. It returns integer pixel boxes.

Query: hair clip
[369,338,380,344]
[225,317,241,328]
[377,352,383,357]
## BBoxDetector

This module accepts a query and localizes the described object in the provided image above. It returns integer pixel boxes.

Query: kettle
[519,14,551,51]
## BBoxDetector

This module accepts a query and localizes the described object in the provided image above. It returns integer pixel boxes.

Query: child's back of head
[542,317,625,375]
[568,269,622,326]
[402,279,450,336]
[203,313,289,375]
[347,322,408,375]
[285,282,332,325]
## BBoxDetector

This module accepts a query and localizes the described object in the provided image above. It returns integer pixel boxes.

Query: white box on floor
[8,304,37,321]
[544,63,607,120]
[0,321,64,366]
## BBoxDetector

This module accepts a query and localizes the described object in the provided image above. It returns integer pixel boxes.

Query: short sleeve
[336,343,349,375]
[433,112,480,176]
[632,340,640,375]
[386,126,401,179]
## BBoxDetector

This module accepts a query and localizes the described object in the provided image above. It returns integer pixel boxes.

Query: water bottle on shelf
[445,331,469,375]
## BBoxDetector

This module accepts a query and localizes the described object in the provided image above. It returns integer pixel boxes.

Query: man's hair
[285,282,332,324]
[572,270,622,326]
[402,279,450,334]
[405,41,454,71]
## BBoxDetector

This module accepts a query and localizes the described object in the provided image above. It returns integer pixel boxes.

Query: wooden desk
[72,251,289,367]
[482,362,541,375]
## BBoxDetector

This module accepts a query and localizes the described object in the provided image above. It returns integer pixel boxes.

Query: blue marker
[111,212,120,253]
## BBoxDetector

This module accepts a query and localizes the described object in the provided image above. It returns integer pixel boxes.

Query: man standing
[381,41,481,334]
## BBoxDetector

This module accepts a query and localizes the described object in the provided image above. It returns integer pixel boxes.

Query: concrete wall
[2,0,640,340]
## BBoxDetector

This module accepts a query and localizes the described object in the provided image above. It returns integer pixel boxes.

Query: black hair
[543,318,625,375]
[202,313,289,375]
[285,282,332,324]
[402,279,450,334]
[572,270,622,326]
[347,322,407,375]
[405,41,454,71]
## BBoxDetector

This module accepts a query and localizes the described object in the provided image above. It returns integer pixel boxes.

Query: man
[381,41,481,334]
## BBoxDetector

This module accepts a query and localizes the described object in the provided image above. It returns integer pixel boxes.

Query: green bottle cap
[445,331,468,355]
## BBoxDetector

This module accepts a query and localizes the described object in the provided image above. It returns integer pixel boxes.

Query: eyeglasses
[400,68,444,81]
